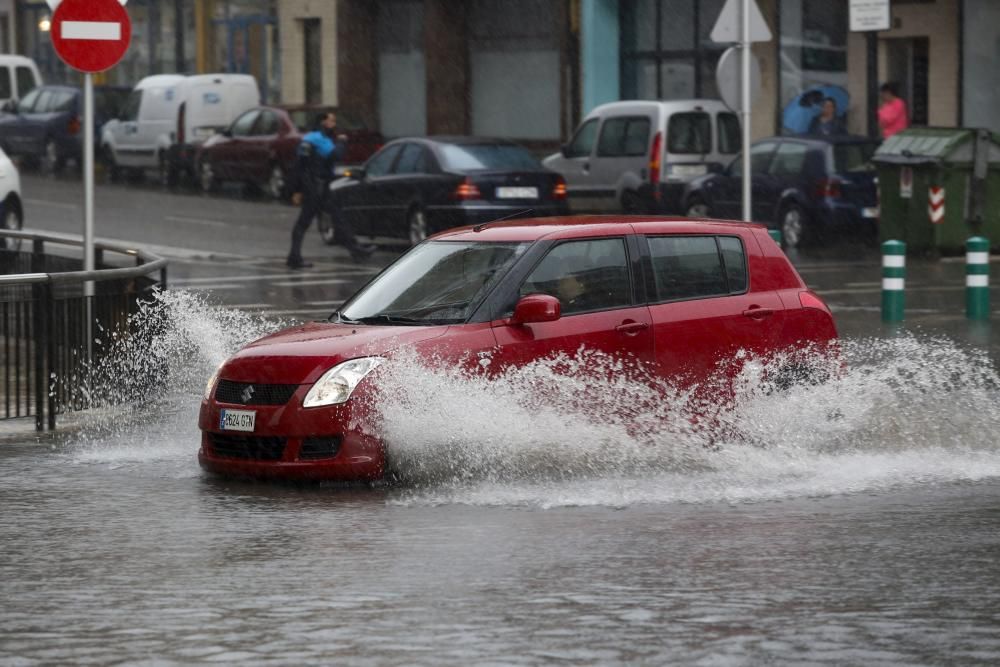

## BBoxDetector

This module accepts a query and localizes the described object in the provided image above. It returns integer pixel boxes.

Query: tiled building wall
[278,0,339,105]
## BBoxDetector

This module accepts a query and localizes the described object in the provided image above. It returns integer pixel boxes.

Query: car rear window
[667,112,711,154]
[834,143,878,173]
[647,235,746,301]
[597,116,650,157]
[438,143,541,172]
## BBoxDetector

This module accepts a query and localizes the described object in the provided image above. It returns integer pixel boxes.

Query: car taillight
[67,115,81,135]
[177,102,186,145]
[799,290,830,313]
[648,131,663,186]
[553,176,567,200]
[815,177,842,198]
[452,177,481,200]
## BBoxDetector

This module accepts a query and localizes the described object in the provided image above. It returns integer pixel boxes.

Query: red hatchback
[198,217,837,481]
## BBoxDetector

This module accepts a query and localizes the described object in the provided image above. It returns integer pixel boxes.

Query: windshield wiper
[356,314,426,326]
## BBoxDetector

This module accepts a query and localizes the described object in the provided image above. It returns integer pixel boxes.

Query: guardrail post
[881,239,906,322]
[31,238,44,273]
[966,236,990,320]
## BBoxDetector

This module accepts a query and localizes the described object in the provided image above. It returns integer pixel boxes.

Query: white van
[0,56,42,108]
[101,73,260,185]
[543,99,741,214]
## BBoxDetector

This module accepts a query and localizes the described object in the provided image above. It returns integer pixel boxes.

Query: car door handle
[615,320,649,335]
[742,307,774,319]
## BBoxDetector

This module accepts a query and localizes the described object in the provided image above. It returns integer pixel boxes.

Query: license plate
[862,207,879,218]
[670,165,708,178]
[496,186,538,199]
[219,409,255,432]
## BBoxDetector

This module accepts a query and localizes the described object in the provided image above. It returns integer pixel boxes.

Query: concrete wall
[278,0,339,105]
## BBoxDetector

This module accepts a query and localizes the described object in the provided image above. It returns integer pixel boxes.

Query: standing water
[2,291,998,665]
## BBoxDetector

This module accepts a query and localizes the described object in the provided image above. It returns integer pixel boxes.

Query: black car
[682,135,880,248]
[320,136,569,247]
[0,84,129,172]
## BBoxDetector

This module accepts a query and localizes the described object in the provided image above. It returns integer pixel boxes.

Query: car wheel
[780,204,807,249]
[267,164,287,200]
[317,211,337,246]
[621,190,644,214]
[1,197,23,252]
[685,197,710,219]
[198,159,219,193]
[408,208,428,246]
[159,153,178,188]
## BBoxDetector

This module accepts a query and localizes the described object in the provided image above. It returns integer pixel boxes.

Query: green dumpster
[872,127,1000,254]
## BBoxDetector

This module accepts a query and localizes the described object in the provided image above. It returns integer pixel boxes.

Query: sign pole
[741,0,751,222]
[84,72,94,361]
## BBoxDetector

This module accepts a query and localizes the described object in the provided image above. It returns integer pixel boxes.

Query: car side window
[647,236,730,301]
[253,110,279,135]
[394,143,429,175]
[0,69,11,101]
[597,117,651,157]
[366,144,403,178]
[120,90,141,122]
[51,91,75,113]
[230,110,259,137]
[718,113,741,154]
[519,238,632,316]
[16,89,39,114]
[769,142,809,177]
[730,141,778,178]
[32,90,53,114]
[668,112,711,154]
[717,236,747,293]
[15,67,36,98]
[565,118,598,158]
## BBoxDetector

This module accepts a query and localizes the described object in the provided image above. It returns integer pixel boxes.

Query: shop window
[778,0,848,109]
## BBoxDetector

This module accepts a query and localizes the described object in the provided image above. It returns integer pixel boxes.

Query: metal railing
[0,230,168,431]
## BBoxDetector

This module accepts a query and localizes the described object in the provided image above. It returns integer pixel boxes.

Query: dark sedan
[321,137,569,246]
[195,105,383,199]
[0,84,128,172]
[683,135,880,248]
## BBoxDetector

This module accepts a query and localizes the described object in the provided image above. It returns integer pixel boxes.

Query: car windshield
[438,144,541,172]
[337,241,530,325]
[834,142,879,173]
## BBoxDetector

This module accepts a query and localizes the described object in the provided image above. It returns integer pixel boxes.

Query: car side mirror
[510,294,561,326]
[560,143,570,158]
[348,167,366,180]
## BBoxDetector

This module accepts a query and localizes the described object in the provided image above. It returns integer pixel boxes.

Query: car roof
[386,136,522,147]
[588,99,731,117]
[433,215,764,243]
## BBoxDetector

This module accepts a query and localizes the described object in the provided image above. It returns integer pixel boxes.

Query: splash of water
[62,291,1000,505]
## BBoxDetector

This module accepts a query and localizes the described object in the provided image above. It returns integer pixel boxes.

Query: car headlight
[203,364,223,400]
[303,357,384,408]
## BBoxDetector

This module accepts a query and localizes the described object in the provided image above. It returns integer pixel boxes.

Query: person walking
[808,97,846,136]
[878,83,909,139]
[286,111,373,269]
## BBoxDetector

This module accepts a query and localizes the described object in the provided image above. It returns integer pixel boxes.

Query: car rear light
[177,102,186,146]
[553,176,567,200]
[799,290,830,313]
[648,131,663,186]
[451,177,481,200]
[67,115,81,135]
[814,177,842,198]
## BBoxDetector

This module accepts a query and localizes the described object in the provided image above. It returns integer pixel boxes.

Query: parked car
[683,135,880,248]
[322,137,569,247]
[0,145,23,246]
[195,105,383,199]
[543,99,741,214]
[0,84,129,172]
[101,73,259,185]
[197,216,838,481]
[0,55,41,108]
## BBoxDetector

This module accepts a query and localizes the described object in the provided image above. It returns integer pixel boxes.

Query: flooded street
[1,293,999,665]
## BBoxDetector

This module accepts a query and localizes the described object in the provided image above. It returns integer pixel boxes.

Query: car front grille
[299,436,342,460]
[209,433,287,461]
[215,380,298,406]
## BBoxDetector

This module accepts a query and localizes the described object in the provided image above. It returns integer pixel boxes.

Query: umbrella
[782,85,850,134]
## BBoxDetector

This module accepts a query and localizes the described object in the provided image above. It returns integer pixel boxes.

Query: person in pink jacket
[878,83,909,138]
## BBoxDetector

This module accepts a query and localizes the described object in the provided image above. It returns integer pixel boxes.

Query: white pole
[740,0,752,222]
[84,72,94,361]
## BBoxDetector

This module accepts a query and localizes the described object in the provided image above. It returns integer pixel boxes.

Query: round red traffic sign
[51,0,131,73]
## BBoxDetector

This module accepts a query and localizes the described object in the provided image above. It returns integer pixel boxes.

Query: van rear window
[0,69,10,100]
[668,113,711,154]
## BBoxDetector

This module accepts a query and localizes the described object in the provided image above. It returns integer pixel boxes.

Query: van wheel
[197,159,219,193]
[158,154,179,188]
[685,197,710,218]
[621,191,644,214]
[317,211,337,246]
[1,197,23,252]
[780,204,808,249]
[267,164,287,200]
[408,208,428,246]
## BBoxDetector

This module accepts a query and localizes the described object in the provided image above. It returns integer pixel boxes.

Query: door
[340,143,404,236]
[492,237,655,377]
[369,142,432,237]
[589,115,652,211]
[20,88,52,154]
[1,88,39,154]
[713,140,779,221]
[246,109,280,183]
[546,117,600,207]
[643,234,783,388]
[885,38,928,126]
[219,109,260,179]
[111,88,143,166]
[760,141,811,222]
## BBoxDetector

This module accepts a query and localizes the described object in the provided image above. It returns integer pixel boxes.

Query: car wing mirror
[559,143,570,158]
[510,294,561,326]
[348,167,366,180]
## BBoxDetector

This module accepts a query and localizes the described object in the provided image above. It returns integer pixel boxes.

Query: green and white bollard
[966,236,990,320]
[881,240,906,322]
[768,229,782,245]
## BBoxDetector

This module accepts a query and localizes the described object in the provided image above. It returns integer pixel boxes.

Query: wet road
[2,172,1000,664]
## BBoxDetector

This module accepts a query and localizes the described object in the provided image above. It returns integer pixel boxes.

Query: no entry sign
[51,0,131,73]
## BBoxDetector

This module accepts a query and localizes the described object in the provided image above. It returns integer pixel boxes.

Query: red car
[195,105,383,199]
[198,216,837,481]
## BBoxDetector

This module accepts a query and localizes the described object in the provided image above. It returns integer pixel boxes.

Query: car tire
[197,159,219,193]
[779,203,808,249]
[159,153,179,189]
[407,207,428,246]
[621,190,644,214]
[1,196,23,252]
[266,163,287,200]
[685,197,711,219]
[317,211,337,246]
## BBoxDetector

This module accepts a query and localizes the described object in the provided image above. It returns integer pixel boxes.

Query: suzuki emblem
[241,385,255,403]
